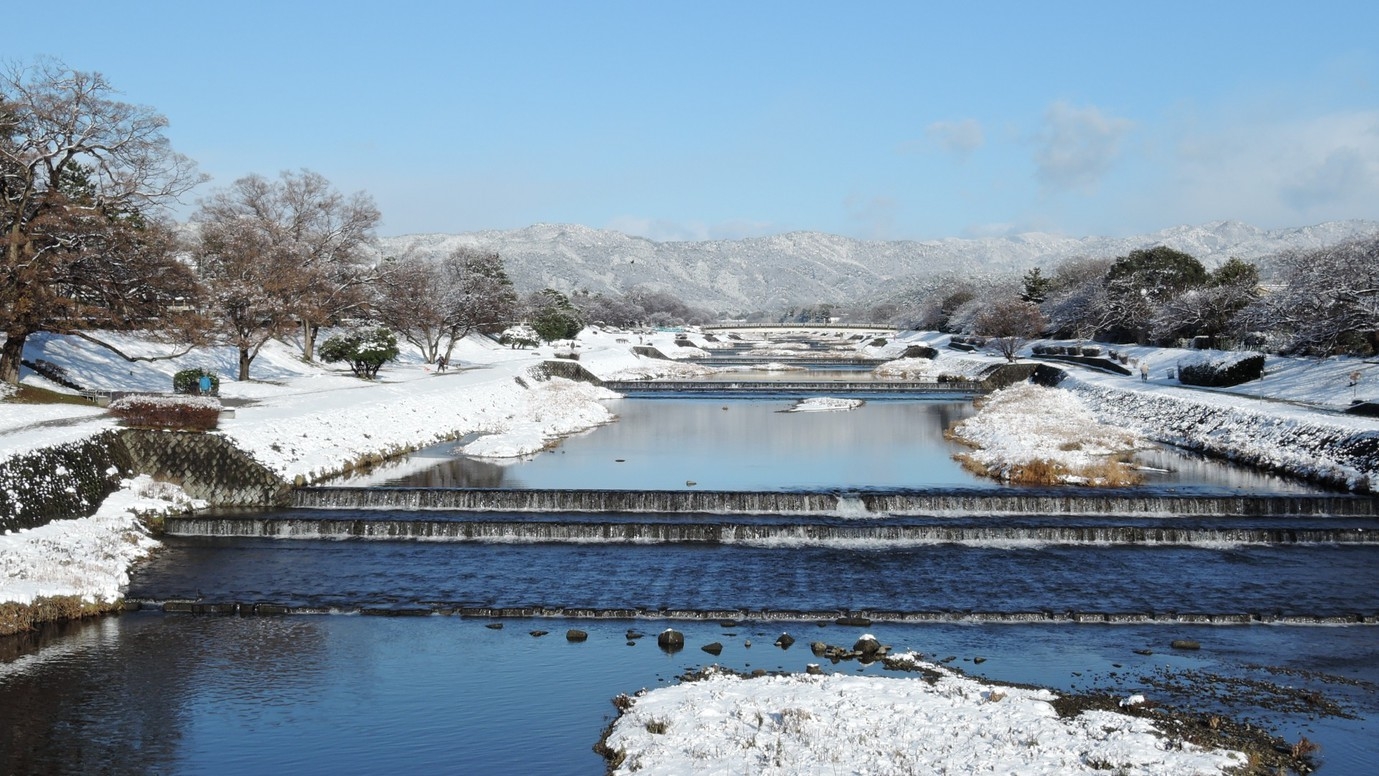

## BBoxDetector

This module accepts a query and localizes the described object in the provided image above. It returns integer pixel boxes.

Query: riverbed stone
[1171,639,1202,650]
[565,629,588,642]
[853,635,882,656]
[702,642,723,656]
[657,629,685,651]
[774,633,795,649]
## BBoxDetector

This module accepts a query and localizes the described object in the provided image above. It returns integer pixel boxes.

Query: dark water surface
[2,614,1376,775]
[127,535,1379,619]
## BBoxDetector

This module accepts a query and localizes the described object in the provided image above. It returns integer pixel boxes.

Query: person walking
[1139,362,1149,382]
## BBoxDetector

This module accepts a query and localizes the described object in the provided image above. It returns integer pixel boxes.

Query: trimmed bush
[1177,353,1266,387]
[319,327,400,379]
[174,368,220,396]
[109,395,221,431]
[901,344,938,359]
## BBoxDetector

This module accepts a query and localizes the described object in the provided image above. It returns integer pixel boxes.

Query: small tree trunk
[0,330,27,386]
[238,347,252,381]
[301,320,318,362]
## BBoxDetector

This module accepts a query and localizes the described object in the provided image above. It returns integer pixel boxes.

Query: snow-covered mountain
[374,220,1379,315]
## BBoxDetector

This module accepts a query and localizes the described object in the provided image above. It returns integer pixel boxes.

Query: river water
[3,392,1377,774]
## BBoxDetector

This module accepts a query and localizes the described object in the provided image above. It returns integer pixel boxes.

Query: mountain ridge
[373,219,1379,315]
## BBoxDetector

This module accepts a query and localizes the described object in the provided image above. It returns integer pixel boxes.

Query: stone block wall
[0,432,133,534]
[118,430,290,507]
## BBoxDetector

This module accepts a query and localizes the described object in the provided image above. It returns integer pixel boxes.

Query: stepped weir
[163,515,1378,546]
[127,599,1379,626]
[601,379,979,395]
[289,486,1379,517]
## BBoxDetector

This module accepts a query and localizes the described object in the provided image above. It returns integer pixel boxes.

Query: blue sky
[10,1,1377,240]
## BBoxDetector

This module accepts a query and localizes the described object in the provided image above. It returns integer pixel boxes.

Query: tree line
[6,59,1374,385]
[1,59,715,385]
[861,239,1378,361]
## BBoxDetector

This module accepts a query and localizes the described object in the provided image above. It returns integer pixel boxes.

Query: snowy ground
[948,382,1147,485]
[1,325,1374,773]
[603,660,1247,775]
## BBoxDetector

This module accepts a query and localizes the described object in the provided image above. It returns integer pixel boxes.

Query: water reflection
[0,616,332,775]
[341,398,1329,494]
[4,614,1377,775]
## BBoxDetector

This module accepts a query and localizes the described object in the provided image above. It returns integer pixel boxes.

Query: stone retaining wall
[534,359,605,385]
[2,429,291,533]
[0,432,133,534]
[118,429,290,507]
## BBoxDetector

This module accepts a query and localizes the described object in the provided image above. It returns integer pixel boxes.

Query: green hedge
[173,368,220,395]
[1178,354,1265,387]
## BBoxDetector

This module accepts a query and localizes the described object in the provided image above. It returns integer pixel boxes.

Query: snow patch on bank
[785,397,863,412]
[949,383,1144,482]
[603,661,1245,775]
[0,476,196,605]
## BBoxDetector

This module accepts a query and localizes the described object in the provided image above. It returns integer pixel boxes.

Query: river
[2,391,1376,774]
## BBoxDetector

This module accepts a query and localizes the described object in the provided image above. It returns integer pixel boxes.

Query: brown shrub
[109,395,220,431]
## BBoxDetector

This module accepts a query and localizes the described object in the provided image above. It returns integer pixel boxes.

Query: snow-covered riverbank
[5,328,1378,610]
[1,326,1372,773]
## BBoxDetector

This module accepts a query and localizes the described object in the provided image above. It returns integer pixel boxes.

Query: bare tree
[375,248,517,362]
[0,59,204,384]
[1149,258,1260,347]
[974,295,1048,362]
[190,170,379,364]
[274,170,379,360]
[190,199,300,380]
[1238,237,1379,354]
[1040,256,1113,341]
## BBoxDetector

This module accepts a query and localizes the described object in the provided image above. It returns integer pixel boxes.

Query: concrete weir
[162,515,1379,546]
[288,486,1379,517]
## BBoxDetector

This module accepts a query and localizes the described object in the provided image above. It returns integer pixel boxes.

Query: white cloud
[1034,101,1134,192]
[925,118,985,158]
[1160,109,1379,228]
[1282,146,1374,210]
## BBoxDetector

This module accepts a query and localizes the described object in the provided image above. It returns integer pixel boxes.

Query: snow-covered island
[2,325,1375,774]
[600,659,1251,775]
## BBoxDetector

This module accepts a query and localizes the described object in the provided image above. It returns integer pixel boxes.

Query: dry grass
[6,384,96,406]
[1291,736,1320,758]
[1078,459,1145,487]
[0,595,117,637]
[956,453,1143,487]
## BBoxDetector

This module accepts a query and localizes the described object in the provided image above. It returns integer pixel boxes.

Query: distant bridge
[601,379,981,396]
[703,323,894,333]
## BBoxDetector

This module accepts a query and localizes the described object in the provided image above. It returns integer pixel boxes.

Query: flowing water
[3,384,1377,774]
